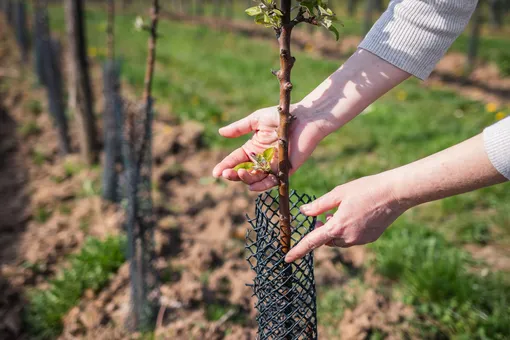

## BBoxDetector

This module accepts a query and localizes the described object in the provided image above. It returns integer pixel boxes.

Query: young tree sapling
[244,0,339,259]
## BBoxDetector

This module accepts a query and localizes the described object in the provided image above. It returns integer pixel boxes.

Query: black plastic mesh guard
[246,190,318,340]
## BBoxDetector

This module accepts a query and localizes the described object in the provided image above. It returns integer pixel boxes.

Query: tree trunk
[347,0,357,16]
[213,0,222,17]
[374,0,384,12]
[65,0,99,164]
[277,1,294,338]
[363,0,374,36]
[488,0,503,30]
[102,0,122,202]
[33,2,46,85]
[277,0,293,256]
[225,0,233,18]
[466,3,482,76]
[124,0,160,331]
[13,0,29,63]
[44,39,71,155]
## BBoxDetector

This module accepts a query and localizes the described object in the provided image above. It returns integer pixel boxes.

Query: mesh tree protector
[246,190,318,340]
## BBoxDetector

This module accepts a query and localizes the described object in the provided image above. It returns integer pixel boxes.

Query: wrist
[293,101,338,139]
[378,169,419,212]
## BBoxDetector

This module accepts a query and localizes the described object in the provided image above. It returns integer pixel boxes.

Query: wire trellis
[246,190,318,340]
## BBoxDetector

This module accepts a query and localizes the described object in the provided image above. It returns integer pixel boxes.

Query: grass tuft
[24,236,126,339]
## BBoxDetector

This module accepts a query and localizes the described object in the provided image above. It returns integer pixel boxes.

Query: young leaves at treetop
[245,0,340,40]
[234,147,275,173]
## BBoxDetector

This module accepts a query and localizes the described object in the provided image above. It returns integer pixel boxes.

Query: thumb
[219,114,258,138]
[300,186,344,216]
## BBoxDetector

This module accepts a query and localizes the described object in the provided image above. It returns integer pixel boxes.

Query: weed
[205,303,247,325]
[19,121,42,137]
[34,206,52,223]
[25,99,43,116]
[24,236,126,339]
[31,148,49,166]
[63,159,85,177]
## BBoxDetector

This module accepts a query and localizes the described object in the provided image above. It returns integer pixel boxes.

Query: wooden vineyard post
[64,0,99,165]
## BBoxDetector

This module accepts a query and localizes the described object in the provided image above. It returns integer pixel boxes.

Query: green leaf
[272,8,283,17]
[262,147,275,163]
[234,162,255,171]
[245,6,262,16]
[328,25,340,41]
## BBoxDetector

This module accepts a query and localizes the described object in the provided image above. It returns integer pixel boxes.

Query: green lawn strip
[24,236,126,339]
[370,220,510,338]
[176,3,510,75]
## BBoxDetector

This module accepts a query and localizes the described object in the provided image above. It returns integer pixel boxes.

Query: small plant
[25,236,126,339]
[18,121,42,137]
[34,206,52,224]
[122,0,160,331]
[31,148,49,166]
[25,99,43,116]
[63,159,85,177]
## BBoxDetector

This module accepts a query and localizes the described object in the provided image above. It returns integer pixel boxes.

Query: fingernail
[284,255,293,263]
[300,205,309,213]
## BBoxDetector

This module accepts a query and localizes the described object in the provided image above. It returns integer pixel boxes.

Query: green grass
[167,1,510,74]
[318,282,360,338]
[371,222,510,339]
[24,236,126,339]
[43,5,510,337]
[18,120,42,137]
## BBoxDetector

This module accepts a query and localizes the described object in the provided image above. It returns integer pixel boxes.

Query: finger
[212,148,248,178]
[285,224,334,263]
[219,115,258,138]
[326,238,349,248]
[249,174,279,192]
[238,169,267,185]
[300,188,343,216]
[221,169,240,181]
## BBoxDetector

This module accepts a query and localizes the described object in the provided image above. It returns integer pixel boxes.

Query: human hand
[285,174,410,262]
[212,105,331,191]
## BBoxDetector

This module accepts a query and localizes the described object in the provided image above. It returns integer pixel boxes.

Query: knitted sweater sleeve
[359,1,509,180]
[359,0,478,80]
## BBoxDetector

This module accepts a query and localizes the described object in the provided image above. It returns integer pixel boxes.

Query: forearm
[296,48,410,135]
[389,134,507,208]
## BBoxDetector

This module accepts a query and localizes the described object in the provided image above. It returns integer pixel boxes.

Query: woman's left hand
[285,174,410,262]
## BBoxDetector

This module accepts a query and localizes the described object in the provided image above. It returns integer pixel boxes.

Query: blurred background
[0,0,510,339]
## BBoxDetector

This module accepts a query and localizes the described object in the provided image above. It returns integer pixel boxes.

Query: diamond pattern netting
[246,190,318,340]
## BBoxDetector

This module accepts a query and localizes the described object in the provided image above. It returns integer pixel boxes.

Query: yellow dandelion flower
[88,47,97,58]
[221,112,230,121]
[396,90,407,101]
[495,112,506,121]
[304,43,314,53]
[486,103,498,113]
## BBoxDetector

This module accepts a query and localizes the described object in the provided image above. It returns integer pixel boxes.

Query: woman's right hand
[212,104,332,191]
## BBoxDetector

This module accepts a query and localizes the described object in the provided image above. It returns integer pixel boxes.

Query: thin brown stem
[137,0,159,172]
[277,0,293,255]
[143,0,159,103]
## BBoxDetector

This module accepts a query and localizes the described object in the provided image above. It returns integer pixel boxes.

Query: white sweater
[359,0,510,179]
